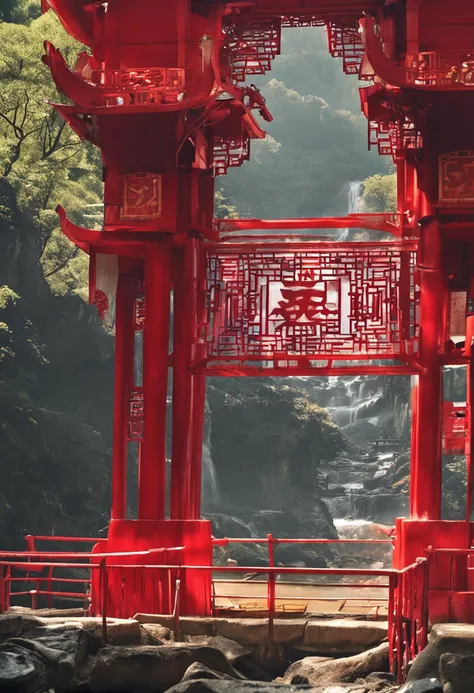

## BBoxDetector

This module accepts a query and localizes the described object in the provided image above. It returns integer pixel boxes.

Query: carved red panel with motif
[121,173,162,220]
[202,243,419,363]
[439,151,474,204]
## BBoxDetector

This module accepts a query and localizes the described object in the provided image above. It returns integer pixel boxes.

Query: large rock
[166,680,371,693]
[0,649,36,687]
[89,645,244,692]
[302,620,388,655]
[439,652,474,693]
[407,624,474,682]
[19,622,92,666]
[185,635,251,664]
[181,663,236,682]
[282,643,389,685]
[397,680,442,692]
[0,613,23,638]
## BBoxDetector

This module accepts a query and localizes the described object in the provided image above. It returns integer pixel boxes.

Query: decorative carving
[442,401,466,454]
[134,295,145,331]
[203,243,419,362]
[439,151,474,203]
[128,388,144,440]
[121,173,162,220]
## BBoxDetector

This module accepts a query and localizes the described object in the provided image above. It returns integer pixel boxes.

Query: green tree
[361,173,397,213]
[0,12,102,296]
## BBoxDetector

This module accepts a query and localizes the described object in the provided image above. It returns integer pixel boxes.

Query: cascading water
[202,400,221,507]
[338,180,363,241]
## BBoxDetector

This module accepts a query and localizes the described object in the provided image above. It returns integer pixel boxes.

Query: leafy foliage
[361,173,397,213]
[0,11,102,295]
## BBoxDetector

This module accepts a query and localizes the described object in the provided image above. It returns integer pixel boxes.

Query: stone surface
[273,619,306,643]
[19,622,92,666]
[407,624,474,682]
[142,623,174,643]
[166,681,371,693]
[0,613,23,637]
[0,649,36,686]
[181,663,236,682]
[439,652,474,693]
[185,635,251,664]
[303,620,388,655]
[214,619,271,646]
[396,679,442,692]
[282,643,389,685]
[89,645,244,692]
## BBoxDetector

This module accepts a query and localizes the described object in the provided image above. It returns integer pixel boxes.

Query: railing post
[0,566,4,614]
[47,567,53,610]
[173,577,181,640]
[267,534,276,642]
[100,559,108,643]
[388,572,396,675]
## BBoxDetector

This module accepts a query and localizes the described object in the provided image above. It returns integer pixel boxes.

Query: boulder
[89,645,244,692]
[0,613,23,638]
[19,622,92,666]
[185,635,251,664]
[166,680,370,693]
[396,680,442,692]
[181,663,236,682]
[215,619,269,646]
[0,649,37,687]
[282,643,389,685]
[142,623,174,643]
[407,624,474,682]
[302,620,388,655]
[439,652,474,693]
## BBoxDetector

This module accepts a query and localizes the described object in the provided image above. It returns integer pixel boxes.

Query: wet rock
[0,649,36,687]
[19,622,92,665]
[185,635,251,664]
[89,644,244,692]
[439,652,474,693]
[215,619,269,646]
[406,624,474,682]
[181,662,236,682]
[166,680,370,693]
[302,620,388,655]
[0,612,23,637]
[397,679,442,692]
[282,643,389,685]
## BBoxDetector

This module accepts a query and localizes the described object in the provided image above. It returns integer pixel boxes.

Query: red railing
[403,51,474,87]
[0,534,434,683]
[390,557,430,682]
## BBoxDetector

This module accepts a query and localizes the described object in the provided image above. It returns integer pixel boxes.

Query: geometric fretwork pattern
[203,243,419,360]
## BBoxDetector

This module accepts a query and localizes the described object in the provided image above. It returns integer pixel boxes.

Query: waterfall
[202,400,220,507]
[338,180,363,241]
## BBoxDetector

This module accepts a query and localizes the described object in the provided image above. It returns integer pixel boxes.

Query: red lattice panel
[134,295,145,330]
[369,120,422,162]
[223,20,281,84]
[443,402,467,454]
[282,17,325,28]
[128,387,144,441]
[326,22,365,76]
[213,134,251,176]
[202,242,419,362]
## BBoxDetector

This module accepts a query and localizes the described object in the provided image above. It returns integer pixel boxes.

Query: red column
[410,217,447,519]
[170,240,195,519]
[189,243,207,520]
[139,243,171,520]
[111,274,135,520]
[466,356,474,530]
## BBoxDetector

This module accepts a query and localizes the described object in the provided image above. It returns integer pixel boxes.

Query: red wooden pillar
[410,217,447,519]
[189,243,207,520]
[139,243,171,520]
[170,240,195,519]
[111,273,135,520]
